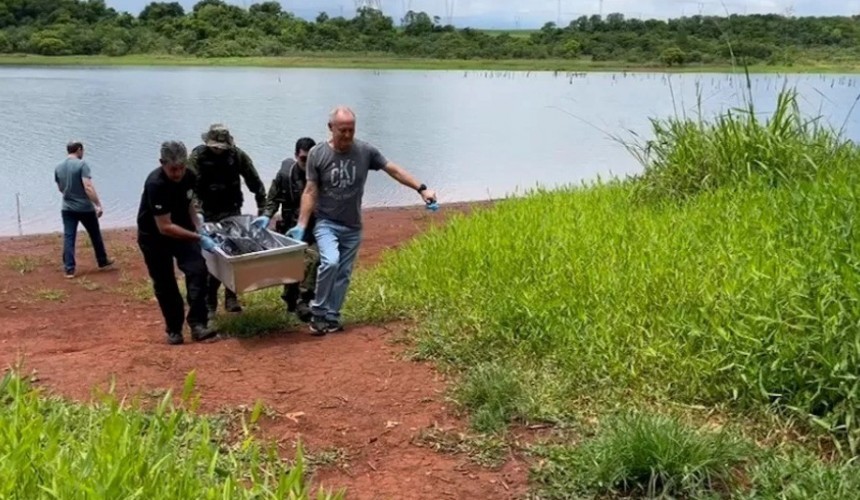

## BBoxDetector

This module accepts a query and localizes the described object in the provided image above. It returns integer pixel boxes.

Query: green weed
[304,447,349,470]
[0,369,343,499]
[530,411,752,498]
[6,255,39,274]
[116,272,154,302]
[215,307,291,337]
[453,361,568,434]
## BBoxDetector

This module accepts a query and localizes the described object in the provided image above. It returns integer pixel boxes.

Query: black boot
[284,296,297,313]
[166,330,183,345]
[295,290,314,322]
[295,302,313,323]
[224,289,242,313]
[282,284,299,312]
[206,282,218,319]
[191,323,217,342]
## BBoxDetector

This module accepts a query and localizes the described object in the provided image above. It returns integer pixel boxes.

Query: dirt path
[0,201,530,499]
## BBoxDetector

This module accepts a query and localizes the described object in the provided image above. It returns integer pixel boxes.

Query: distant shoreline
[2,54,858,74]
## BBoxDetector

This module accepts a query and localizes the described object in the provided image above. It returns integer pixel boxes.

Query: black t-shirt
[137,167,197,240]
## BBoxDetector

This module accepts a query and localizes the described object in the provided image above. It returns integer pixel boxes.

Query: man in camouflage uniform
[188,124,267,318]
[253,137,320,323]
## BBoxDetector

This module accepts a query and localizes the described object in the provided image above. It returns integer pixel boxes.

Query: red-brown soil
[0,201,532,499]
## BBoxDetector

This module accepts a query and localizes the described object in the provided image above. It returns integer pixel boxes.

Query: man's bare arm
[297,180,319,228]
[382,162,437,202]
[155,214,202,241]
[381,162,422,190]
[189,202,202,233]
[82,178,103,211]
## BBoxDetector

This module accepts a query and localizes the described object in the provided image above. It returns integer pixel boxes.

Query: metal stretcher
[201,230,308,295]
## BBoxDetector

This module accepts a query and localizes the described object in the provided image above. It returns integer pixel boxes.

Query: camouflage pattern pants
[281,244,320,307]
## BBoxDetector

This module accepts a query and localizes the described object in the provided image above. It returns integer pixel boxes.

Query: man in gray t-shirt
[288,106,438,335]
[54,141,113,278]
[305,137,388,228]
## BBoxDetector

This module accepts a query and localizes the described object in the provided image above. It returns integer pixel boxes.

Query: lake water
[1,66,859,236]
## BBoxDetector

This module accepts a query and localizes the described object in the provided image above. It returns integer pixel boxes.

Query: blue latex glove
[286,225,305,241]
[200,235,217,252]
[426,199,439,212]
[252,215,270,230]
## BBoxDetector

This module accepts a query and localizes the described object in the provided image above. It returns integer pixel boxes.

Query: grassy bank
[2,53,860,73]
[0,369,342,499]
[339,82,860,496]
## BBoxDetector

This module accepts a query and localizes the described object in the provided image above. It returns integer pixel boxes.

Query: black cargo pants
[138,237,209,334]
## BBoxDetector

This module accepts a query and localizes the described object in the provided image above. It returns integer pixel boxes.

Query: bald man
[288,106,437,335]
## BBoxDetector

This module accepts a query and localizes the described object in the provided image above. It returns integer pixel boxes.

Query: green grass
[530,411,860,499]
[530,411,753,498]
[2,53,860,73]
[115,272,154,302]
[743,446,860,499]
[0,369,343,499]
[344,80,860,494]
[212,287,297,338]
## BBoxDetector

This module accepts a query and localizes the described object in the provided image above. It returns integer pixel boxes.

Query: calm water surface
[1,66,859,236]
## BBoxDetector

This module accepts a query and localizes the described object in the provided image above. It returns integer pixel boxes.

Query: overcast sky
[107,0,860,28]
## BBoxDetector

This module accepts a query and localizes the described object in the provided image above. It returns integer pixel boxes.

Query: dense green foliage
[0,370,341,499]
[347,87,860,458]
[3,0,860,65]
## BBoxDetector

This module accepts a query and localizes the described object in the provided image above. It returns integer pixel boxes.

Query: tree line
[1,0,859,65]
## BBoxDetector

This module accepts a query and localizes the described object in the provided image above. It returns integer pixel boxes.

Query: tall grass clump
[623,83,857,203]
[347,87,860,452]
[0,370,342,499]
[530,411,752,498]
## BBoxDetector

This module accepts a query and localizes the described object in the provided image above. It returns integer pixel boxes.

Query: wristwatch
[417,183,427,193]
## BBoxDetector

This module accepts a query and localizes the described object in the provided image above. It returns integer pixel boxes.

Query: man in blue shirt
[54,141,114,278]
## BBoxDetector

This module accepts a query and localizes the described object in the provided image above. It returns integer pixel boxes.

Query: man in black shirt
[136,140,219,345]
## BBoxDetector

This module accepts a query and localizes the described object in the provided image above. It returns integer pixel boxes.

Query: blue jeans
[62,210,109,274]
[310,219,362,321]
